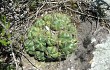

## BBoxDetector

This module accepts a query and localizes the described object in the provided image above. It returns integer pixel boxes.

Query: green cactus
[24,13,77,61]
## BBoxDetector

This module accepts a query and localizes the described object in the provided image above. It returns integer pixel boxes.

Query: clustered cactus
[24,13,77,61]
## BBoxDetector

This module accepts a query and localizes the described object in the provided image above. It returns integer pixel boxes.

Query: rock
[89,28,110,70]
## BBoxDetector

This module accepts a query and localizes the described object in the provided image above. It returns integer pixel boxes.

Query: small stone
[67,68,71,70]
[9,3,12,7]
[24,11,27,14]
[0,8,4,12]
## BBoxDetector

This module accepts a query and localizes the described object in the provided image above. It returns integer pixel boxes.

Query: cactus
[24,13,77,61]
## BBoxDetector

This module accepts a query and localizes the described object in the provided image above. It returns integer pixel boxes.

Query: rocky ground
[0,0,110,70]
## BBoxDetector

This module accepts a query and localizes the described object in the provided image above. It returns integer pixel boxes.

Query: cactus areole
[24,13,77,61]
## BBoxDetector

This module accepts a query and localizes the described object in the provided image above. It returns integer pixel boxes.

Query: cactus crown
[24,13,77,61]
